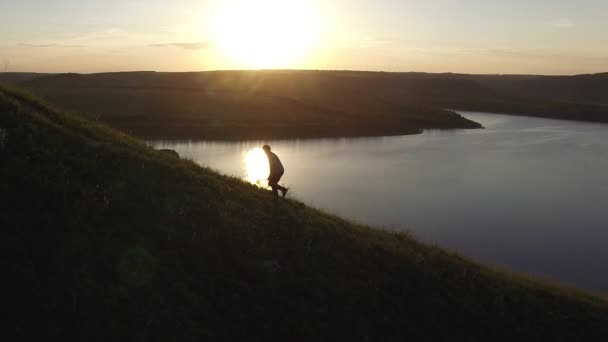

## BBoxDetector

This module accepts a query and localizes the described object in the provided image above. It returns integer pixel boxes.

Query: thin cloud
[148,42,209,50]
[338,35,393,49]
[17,43,86,48]
[551,19,576,29]
[400,47,607,63]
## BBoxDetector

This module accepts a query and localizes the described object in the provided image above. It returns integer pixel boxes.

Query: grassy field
[2,86,608,340]
[17,71,484,140]
[10,70,607,141]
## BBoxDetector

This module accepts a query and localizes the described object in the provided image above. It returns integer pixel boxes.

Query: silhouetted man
[263,145,288,198]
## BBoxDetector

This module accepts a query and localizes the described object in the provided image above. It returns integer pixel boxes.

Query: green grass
[2,86,608,341]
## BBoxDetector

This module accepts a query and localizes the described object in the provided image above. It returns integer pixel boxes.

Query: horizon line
[2,68,607,77]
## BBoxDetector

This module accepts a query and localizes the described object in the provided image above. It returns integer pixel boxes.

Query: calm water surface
[152,112,608,293]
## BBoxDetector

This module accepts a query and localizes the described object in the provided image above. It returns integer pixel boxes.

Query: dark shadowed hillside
[17,70,608,140]
[2,87,608,341]
[461,73,608,105]
[0,72,50,85]
[19,70,485,140]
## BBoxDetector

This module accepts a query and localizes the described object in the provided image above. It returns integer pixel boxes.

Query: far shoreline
[116,122,487,142]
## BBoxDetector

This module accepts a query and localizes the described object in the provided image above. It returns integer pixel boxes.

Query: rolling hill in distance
[0,72,51,85]
[2,86,608,341]
[2,70,607,140]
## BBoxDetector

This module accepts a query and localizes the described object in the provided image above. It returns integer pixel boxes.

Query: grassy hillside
[464,72,608,106]
[19,71,482,140]
[17,70,608,141]
[2,87,608,341]
[0,72,50,85]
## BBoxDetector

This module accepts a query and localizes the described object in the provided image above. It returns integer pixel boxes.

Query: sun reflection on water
[244,147,270,187]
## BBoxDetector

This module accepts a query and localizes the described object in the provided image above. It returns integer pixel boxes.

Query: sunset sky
[1,0,607,74]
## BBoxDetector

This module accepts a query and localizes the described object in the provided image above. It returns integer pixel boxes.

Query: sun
[244,147,270,187]
[212,0,320,68]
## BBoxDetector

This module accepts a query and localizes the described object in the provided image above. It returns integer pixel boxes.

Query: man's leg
[268,175,279,197]
[277,185,288,197]
[274,172,288,197]
[270,184,279,197]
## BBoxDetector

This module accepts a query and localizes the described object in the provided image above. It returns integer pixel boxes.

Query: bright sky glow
[0,0,607,74]
[212,0,320,68]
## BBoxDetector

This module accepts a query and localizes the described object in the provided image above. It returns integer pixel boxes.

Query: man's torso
[268,152,284,175]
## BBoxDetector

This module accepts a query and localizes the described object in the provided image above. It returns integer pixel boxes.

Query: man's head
[262,145,271,153]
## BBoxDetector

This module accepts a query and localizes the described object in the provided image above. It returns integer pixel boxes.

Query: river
[151,112,608,293]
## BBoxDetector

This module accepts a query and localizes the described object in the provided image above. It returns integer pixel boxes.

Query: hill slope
[18,70,608,141]
[462,72,608,106]
[19,71,483,140]
[2,87,608,341]
[0,72,50,85]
